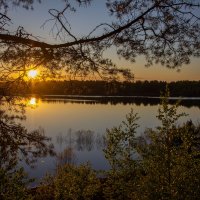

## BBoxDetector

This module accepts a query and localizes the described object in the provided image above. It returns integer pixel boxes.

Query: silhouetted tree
[0,98,55,199]
[0,99,54,171]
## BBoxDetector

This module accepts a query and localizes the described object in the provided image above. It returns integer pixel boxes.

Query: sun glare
[27,97,38,108]
[28,69,38,78]
[29,97,36,105]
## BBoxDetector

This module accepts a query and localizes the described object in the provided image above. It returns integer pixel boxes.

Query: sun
[27,69,38,78]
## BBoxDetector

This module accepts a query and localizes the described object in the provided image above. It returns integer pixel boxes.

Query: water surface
[21,96,200,184]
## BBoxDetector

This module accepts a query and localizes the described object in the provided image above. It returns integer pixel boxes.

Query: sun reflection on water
[27,97,38,108]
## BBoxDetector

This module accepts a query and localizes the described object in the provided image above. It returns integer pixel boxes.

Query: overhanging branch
[0,4,157,49]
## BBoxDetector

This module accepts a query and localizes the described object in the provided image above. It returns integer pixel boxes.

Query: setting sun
[27,69,38,78]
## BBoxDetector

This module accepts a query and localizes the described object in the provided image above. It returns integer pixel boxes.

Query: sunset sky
[9,0,200,82]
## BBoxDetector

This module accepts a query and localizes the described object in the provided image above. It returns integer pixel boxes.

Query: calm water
[20,96,200,185]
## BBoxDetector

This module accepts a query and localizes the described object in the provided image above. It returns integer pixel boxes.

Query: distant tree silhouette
[7,79,200,97]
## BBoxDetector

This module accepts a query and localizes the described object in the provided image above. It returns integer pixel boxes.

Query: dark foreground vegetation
[1,88,200,200]
[3,80,200,97]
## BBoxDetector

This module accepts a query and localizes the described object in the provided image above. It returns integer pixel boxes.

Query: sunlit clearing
[28,70,38,78]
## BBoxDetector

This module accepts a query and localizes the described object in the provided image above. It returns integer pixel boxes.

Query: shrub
[35,164,101,200]
[0,167,33,200]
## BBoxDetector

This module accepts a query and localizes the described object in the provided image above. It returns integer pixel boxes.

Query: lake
[20,96,200,185]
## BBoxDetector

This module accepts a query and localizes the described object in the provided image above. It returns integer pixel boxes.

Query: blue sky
[8,0,200,81]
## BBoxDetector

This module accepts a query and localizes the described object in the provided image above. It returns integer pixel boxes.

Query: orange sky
[110,54,200,82]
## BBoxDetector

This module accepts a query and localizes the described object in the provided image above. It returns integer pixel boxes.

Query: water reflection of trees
[0,98,54,171]
[56,129,106,152]
[56,129,106,167]
[56,147,76,166]
[42,97,200,108]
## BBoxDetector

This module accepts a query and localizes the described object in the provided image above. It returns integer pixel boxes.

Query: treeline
[1,80,200,96]
[24,80,200,96]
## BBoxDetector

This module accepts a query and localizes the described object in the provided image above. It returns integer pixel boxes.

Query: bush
[35,164,101,200]
[0,167,33,200]
[103,87,200,199]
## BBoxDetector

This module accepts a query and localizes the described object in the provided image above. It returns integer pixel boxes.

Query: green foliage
[103,87,200,199]
[104,108,139,170]
[103,109,141,199]
[136,88,200,199]
[33,174,54,200]
[0,167,33,200]
[35,164,101,200]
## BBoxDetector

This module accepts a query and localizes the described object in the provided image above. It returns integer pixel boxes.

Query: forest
[12,80,200,97]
